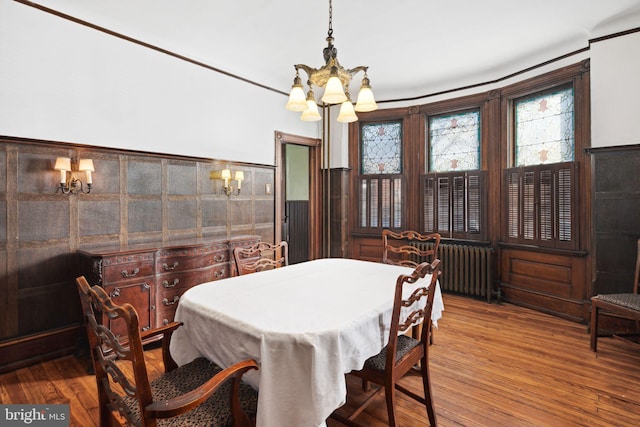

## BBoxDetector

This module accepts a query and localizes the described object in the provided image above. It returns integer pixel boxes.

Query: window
[358,121,403,230]
[423,110,485,240]
[429,110,480,172]
[505,85,577,249]
[514,86,574,166]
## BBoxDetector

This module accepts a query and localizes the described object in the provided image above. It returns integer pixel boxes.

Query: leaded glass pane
[361,122,402,174]
[429,110,480,172]
[515,87,574,166]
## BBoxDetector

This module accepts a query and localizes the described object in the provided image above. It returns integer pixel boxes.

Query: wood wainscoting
[499,245,589,323]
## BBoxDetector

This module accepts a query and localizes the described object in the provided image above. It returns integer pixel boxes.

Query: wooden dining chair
[590,238,640,352]
[233,241,289,276]
[332,259,441,427]
[382,229,441,267]
[382,229,441,344]
[76,276,259,427]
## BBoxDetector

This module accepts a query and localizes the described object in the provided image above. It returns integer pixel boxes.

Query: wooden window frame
[352,114,410,234]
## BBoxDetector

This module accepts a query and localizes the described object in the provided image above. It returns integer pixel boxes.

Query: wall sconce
[220,169,244,196]
[54,157,94,194]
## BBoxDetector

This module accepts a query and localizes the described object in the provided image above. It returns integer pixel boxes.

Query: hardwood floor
[2,294,640,426]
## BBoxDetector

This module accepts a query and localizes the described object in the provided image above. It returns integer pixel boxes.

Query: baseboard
[0,325,82,374]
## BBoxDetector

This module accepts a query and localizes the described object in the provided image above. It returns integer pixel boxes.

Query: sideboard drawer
[103,260,155,284]
[156,247,227,274]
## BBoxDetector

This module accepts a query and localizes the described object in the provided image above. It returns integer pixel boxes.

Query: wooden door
[275,131,322,262]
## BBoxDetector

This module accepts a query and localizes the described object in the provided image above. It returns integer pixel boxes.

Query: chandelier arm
[345,66,369,78]
[294,64,318,79]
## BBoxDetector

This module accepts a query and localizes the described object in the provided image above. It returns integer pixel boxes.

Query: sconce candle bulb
[54,156,95,194]
[217,168,244,196]
[235,171,244,190]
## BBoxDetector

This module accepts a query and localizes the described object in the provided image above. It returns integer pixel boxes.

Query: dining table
[169,257,444,427]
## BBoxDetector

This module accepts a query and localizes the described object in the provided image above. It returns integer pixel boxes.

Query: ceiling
[31,0,640,102]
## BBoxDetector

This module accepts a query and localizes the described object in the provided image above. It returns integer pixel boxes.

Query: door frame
[274,131,322,260]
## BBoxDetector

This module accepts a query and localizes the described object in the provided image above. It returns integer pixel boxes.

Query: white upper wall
[590,31,640,148]
[1,1,639,167]
[0,1,318,165]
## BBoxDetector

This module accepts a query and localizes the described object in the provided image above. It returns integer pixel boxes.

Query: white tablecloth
[170,258,444,427]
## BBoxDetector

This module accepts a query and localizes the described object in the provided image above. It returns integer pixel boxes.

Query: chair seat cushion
[363,334,420,372]
[123,357,258,426]
[594,293,640,311]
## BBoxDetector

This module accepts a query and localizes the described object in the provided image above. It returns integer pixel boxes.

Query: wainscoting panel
[0,136,275,373]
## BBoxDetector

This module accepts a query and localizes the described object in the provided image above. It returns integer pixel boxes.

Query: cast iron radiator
[414,242,495,303]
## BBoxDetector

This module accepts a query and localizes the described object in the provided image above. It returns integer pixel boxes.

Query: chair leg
[421,358,438,426]
[590,303,599,352]
[385,380,398,427]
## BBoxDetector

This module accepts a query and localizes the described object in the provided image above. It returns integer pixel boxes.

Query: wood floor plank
[2,294,640,426]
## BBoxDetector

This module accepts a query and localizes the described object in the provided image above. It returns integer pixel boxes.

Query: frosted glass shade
[301,99,322,122]
[321,76,347,104]
[221,169,232,180]
[285,84,307,111]
[355,86,378,112]
[337,100,358,123]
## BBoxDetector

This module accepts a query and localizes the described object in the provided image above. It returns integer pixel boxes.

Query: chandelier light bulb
[300,90,322,122]
[355,75,378,112]
[322,73,347,104]
[337,99,358,123]
[286,74,308,111]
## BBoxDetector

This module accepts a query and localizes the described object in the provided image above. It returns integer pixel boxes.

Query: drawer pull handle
[142,326,150,332]
[214,270,225,279]
[163,319,169,325]
[162,296,180,306]
[110,288,121,298]
[142,283,150,291]
[162,262,179,271]
[214,255,225,262]
[162,279,180,288]
[121,268,139,278]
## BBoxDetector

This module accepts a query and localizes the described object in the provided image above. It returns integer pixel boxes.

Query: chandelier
[285,0,377,122]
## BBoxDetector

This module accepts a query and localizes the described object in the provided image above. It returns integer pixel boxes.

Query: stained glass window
[515,87,574,166]
[361,121,402,174]
[429,110,480,172]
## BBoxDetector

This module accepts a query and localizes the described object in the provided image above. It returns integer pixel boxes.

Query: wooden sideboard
[78,236,261,339]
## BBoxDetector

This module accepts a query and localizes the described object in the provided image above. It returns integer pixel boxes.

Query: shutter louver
[503,162,576,249]
[423,171,486,240]
[437,176,450,233]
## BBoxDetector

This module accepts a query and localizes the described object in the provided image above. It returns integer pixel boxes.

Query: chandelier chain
[328,0,333,38]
